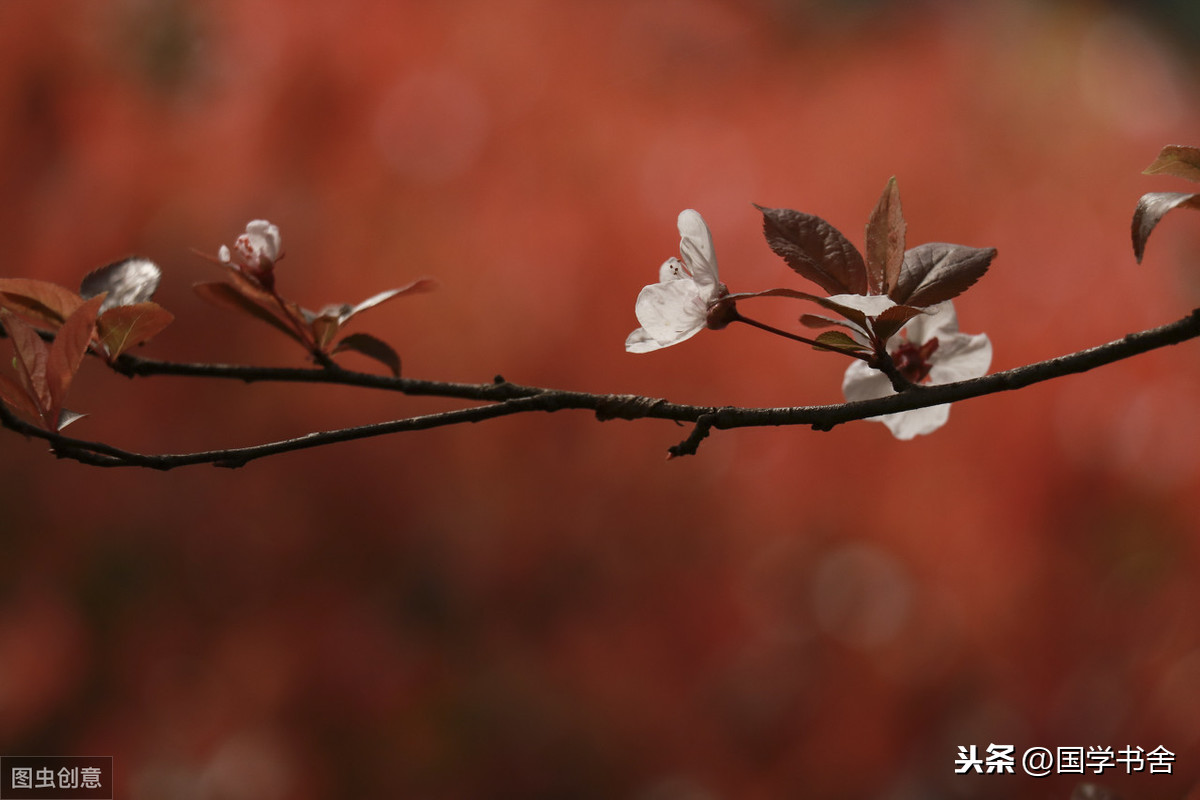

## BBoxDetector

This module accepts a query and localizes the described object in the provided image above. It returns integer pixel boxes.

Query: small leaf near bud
[1142,145,1200,182]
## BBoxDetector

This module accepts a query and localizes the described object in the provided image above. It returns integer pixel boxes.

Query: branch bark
[3,309,1198,469]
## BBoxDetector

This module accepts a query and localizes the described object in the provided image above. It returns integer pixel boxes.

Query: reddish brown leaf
[732,287,878,332]
[756,205,867,295]
[728,287,823,303]
[221,267,313,346]
[310,313,341,350]
[81,256,162,311]
[799,313,845,330]
[333,332,401,376]
[890,243,994,307]
[344,278,437,321]
[0,309,51,412]
[0,278,85,330]
[224,266,309,331]
[96,301,175,360]
[864,177,906,295]
[871,303,925,344]
[1132,191,1200,263]
[0,370,44,425]
[1142,145,1200,182]
[45,294,104,427]
[193,281,308,345]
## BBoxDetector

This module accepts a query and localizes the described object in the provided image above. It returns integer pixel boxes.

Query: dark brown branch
[3,309,1199,468]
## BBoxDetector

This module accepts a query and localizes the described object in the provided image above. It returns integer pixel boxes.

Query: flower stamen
[892,336,939,384]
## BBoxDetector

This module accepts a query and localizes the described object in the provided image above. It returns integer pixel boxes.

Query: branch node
[667,414,716,459]
[870,350,916,393]
[595,394,666,421]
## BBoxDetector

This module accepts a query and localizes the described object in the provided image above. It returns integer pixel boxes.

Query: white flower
[625,209,728,353]
[842,301,991,440]
[219,219,281,272]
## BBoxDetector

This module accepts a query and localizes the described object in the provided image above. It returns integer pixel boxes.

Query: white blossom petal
[625,327,662,353]
[626,210,725,353]
[842,359,953,440]
[634,279,708,346]
[878,404,951,440]
[658,257,689,283]
[910,303,992,385]
[825,293,898,316]
[841,300,990,439]
[929,332,992,385]
[244,219,281,261]
[842,360,895,404]
[677,209,719,294]
[903,301,956,340]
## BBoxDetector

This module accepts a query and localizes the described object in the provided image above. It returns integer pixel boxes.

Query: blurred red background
[1,1,1199,798]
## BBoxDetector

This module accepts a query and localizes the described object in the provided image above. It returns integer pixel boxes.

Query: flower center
[892,337,939,384]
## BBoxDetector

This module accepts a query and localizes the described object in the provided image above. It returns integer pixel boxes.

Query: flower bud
[705,288,738,330]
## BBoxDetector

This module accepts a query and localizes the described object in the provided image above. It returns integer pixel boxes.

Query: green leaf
[1132,191,1200,263]
[333,332,401,376]
[755,205,868,295]
[814,330,870,354]
[890,243,994,307]
[864,177,906,295]
[1142,145,1200,182]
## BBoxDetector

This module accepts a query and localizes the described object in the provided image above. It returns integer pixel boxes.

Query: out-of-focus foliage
[1,1,1198,798]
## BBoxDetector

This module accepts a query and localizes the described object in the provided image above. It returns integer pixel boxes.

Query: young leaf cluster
[0,258,173,430]
[755,177,995,365]
[193,222,434,376]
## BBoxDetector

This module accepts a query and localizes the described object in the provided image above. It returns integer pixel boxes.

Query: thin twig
[3,309,1198,468]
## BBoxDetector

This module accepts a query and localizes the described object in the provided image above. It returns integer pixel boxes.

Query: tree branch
[4,309,1199,469]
